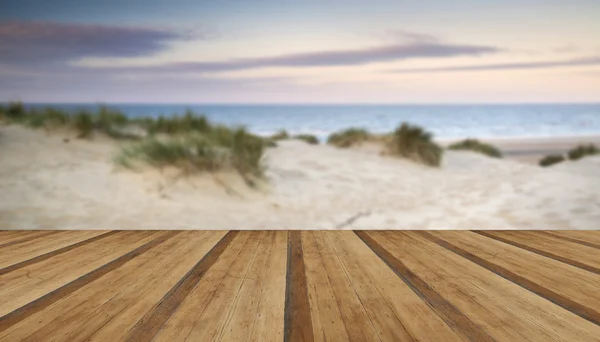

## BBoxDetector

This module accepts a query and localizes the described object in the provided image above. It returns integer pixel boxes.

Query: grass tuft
[567,144,600,161]
[293,134,319,145]
[117,127,265,177]
[269,129,289,141]
[448,139,503,158]
[5,102,26,121]
[539,154,565,167]
[327,128,371,148]
[386,123,442,167]
[72,111,95,139]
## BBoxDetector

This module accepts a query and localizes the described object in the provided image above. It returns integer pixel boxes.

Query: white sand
[1,125,599,229]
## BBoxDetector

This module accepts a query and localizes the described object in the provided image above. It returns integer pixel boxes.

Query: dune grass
[0,102,134,138]
[293,134,319,145]
[2,102,270,179]
[539,154,565,167]
[386,123,443,167]
[448,139,503,158]
[116,127,265,178]
[269,129,289,141]
[567,144,599,161]
[327,128,371,148]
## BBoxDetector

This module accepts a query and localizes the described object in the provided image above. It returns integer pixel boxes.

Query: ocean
[20,103,600,141]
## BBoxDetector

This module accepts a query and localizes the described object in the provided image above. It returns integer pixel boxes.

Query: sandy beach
[1,124,599,229]
[440,135,600,164]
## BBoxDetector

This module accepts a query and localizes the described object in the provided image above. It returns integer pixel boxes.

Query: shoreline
[437,135,600,163]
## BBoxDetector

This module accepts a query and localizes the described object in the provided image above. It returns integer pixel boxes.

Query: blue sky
[1,0,599,103]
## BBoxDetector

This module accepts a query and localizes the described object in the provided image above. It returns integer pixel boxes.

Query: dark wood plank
[284,231,314,342]
[354,231,495,342]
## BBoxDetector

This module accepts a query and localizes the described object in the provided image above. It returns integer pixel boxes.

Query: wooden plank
[86,231,227,342]
[0,231,150,297]
[219,231,285,341]
[0,231,61,249]
[303,231,381,342]
[0,231,162,320]
[0,231,117,276]
[150,231,253,341]
[0,231,114,270]
[328,231,465,341]
[0,231,28,240]
[284,231,314,342]
[371,231,600,342]
[541,231,600,249]
[322,231,414,341]
[124,230,238,342]
[476,231,600,274]
[421,231,600,325]
[38,231,225,342]
[0,231,209,341]
[301,231,351,342]
[0,231,172,333]
[0,231,48,243]
[356,231,493,342]
[247,231,288,342]
[183,231,264,342]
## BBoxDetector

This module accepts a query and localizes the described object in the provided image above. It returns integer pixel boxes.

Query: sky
[0,0,599,103]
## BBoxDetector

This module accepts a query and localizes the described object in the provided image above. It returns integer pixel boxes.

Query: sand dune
[1,125,599,229]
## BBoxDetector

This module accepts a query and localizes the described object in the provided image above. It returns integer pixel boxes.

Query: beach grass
[386,123,443,167]
[327,127,371,148]
[293,134,319,145]
[2,102,270,178]
[448,139,503,158]
[567,144,599,161]
[269,129,290,141]
[539,154,565,167]
[116,127,265,177]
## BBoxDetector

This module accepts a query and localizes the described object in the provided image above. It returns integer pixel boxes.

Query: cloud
[0,21,195,65]
[0,22,499,74]
[553,44,578,54]
[97,42,499,73]
[389,56,600,73]
[381,29,441,44]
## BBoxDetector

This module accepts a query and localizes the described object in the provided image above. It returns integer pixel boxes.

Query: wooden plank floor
[0,231,599,341]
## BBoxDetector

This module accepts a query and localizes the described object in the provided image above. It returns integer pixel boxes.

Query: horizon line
[5,101,600,106]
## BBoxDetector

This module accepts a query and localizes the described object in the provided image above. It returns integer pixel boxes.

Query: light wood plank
[0,231,109,269]
[329,231,466,341]
[371,231,600,342]
[426,231,600,324]
[184,231,264,342]
[304,231,382,342]
[0,231,194,341]
[302,231,351,342]
[0,231,60,249]
[247,231,287,342]
[478,231,600,273]
[85,231,226,341]
[218,231,283,341]
[0,231,159,317]
[151,231,254,341]
[545,230,600,247]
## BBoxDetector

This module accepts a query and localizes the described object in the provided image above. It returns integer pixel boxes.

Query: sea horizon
[7,102,600,141]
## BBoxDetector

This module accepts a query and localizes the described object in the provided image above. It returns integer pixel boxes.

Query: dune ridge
[1,125,599,229]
